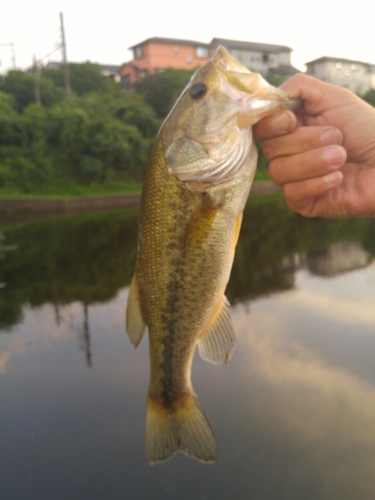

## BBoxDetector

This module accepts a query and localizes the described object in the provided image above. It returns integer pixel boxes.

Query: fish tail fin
[145,392,217,464]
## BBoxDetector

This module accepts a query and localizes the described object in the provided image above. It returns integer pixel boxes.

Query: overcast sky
[0,0,373,74]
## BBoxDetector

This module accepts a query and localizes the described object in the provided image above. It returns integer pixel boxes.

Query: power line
[33,12,71,106]
[59,12,71,96]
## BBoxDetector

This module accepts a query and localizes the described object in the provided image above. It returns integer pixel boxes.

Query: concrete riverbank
[0,181,281,226]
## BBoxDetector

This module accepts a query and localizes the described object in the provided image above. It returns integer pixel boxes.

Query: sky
[0,0,373,74]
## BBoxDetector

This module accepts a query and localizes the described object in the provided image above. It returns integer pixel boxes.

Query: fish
[126,47,302,464]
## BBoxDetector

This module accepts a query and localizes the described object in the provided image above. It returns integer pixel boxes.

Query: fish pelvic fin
[146,392,217,464]
[126,270,146,347]
[198,296,235,365]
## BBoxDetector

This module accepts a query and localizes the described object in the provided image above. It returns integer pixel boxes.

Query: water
[1,195,375,500]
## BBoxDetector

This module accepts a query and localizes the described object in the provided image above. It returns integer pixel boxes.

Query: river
[1,194,375,499]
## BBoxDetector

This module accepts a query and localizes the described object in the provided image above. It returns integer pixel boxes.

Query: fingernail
[271,111,292,134]
[320,129,342,146]
[323,146,345,166]
[323,171,342,186]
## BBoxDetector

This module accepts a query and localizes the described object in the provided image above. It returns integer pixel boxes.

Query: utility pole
[33,54,41,108]
[60,12,71,95]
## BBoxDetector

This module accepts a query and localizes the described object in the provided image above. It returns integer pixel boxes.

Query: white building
[306,56,374,94]
[209,38,300,79]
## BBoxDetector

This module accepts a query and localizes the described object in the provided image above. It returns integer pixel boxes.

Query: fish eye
[189,82,207,100]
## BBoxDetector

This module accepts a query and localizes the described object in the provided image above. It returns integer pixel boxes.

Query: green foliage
[0,101,53,190]
[39,76,65,106]
[2,70,35,111]
[41,62,118,96]
[1,62,118,113]
[256,144,269,173]
[361,88,375,107]
[0,72,159,191]
[2,69,64,111]
[0,91,16,114]
[266,74,290,87]
[134,67,196,118]
[46,93,156,182]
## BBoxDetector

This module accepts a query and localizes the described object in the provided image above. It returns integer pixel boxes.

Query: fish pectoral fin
[146,392,217,464]
[126,270,146,347]
[198,296,235,365]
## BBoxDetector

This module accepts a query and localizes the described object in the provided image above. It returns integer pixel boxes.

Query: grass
[254,169,271,182]
[0,180,143,199]
[0,170,271,200]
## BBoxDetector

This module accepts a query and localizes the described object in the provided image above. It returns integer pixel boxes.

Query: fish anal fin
[146,392,217,464]
[126,270,146,347]
[198,297,235,365]
[232,211,243,252]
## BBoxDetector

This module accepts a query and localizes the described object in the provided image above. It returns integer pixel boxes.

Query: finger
[268,145,347,186]
[282,171,343,217]
[253,110,297,141]
[262,126,343,160]
[279,74,355,116]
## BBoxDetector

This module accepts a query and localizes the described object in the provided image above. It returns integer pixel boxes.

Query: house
[305,56,374,94]
[120,36,300,89]
[120,37,211,89]
[97,64,122,83]
[209,38,299,79]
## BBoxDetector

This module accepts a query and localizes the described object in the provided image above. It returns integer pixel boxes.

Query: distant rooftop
[306,55,373,67]
[129,37,208,49]
[129,36,294,54]
[210,38,293,53]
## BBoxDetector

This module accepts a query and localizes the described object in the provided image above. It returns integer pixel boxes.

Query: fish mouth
[212,47,303,124]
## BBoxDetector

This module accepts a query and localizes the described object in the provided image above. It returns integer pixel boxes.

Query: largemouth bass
[126,47,301,464]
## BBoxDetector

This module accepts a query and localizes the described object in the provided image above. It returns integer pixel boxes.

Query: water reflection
[1,196,375,499]
[1,197,375,332]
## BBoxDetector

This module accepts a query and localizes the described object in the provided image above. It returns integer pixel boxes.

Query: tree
[1,69,64,111]
[134,68,196,119]
[41,62,118,96]
[266,74,291,87]
[1,70,35,111]
[361,88,375,107]
[0,69,159,190]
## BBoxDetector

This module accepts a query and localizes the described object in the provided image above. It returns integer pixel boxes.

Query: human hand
[254,74,375,218]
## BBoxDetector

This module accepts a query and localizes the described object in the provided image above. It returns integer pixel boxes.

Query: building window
[186,55,192,63]
[173,45,179,54]
[134,46,142,58]
[262,53,269,63]
[196,46,208,58]
[139,69,148,78]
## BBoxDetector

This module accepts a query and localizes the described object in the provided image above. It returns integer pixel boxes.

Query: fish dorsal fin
[126,270,146,347]
[198,297,235,364]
